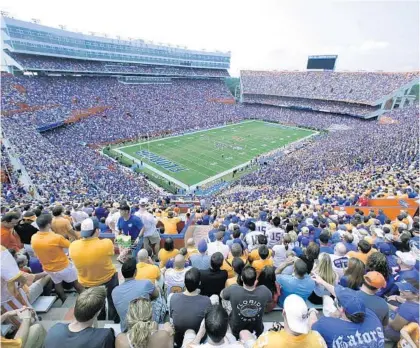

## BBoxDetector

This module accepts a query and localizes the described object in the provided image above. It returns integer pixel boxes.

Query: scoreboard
[307,55,337,71]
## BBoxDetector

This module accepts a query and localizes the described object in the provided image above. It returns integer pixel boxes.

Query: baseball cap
[23,211,37,221]
[301,237,310,247]
[395,279,419,294]
[283,294,309,334]
[119,203,130,211]
[197,239,208,253]
[80,218,100,238]
[334,285,365,315]
[231,216,239,224]
[139,198,148,206]
[379,243,391,255]
[301,226,309,235]
[363,271,386,289]
[396,251,416,267]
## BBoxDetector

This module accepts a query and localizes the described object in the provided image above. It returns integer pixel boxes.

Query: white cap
[283,294,309,334]
[301,227,309,234]
[396,251,416,267]
[139,198,148,206]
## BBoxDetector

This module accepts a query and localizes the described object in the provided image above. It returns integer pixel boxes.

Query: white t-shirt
[135,209,157,237]
[255,221,271,234]
[105,211,121,234]
[71,210,88,224]
[207,241,230,259]
[272,244,288,267]
[329,254,349,278]
[165,267,191,295]
[266,227,285,248]
[245,231,264,251]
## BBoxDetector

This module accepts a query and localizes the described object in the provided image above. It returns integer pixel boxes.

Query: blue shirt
[344,242,358,252]
[111,279,155,331]
[208,228,219,242]
[339,276,360,290]
[117,215,144,240]
[190,254,211,270]
[320,245,335,254]
[313,308,385,348]
[276,274,315,307]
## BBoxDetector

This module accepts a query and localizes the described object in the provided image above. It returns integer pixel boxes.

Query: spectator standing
[161,211,180,234]
[51,206,78,241]
[31,214,83,303]
[266,216,284,248]
[69,218,119,323]
[257,266,281,313]
[190,239,211,270]
[252,245,274,276]
[45,287,115,348]
[112,258,158,332]
[94,202,108,220]
[1,212,22,252]
[117,203,145,259]
[135,199,160,258]
[240,294,327,348]
[221,266,272,339]
[14,211,38,256]
[319,232,334,254]
[169,268,211,346]
[199,252,228,298]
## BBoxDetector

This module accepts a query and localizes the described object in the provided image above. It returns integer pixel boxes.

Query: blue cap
[334,285,365,315]
[301,237,310,247]
[395,280,419,294]
[331,232,341,244]
[259,212,267,221]
[379,243,391,255]
[231,216,239,223]
[198,239,208,253]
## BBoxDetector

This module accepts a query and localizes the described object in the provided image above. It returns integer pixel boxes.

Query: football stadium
[109,121,316,190]
[0,4,419,348]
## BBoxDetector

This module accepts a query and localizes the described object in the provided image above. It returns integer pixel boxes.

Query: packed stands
[241,70,418,104]
[7,52,230,77]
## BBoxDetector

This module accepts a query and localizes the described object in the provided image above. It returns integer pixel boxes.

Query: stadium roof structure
[240,70,418,106]
[1,16,230,78]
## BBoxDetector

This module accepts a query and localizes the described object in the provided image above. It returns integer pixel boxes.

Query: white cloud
[356,40,390,52]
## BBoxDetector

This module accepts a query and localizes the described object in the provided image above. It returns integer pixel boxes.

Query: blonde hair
[126,298,155,348]
[316,253,336,285]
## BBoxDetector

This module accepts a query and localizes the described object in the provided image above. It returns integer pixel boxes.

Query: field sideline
[113,121,316,189]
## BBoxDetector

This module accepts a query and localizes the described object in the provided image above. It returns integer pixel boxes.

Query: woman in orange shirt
[158,238,179,268]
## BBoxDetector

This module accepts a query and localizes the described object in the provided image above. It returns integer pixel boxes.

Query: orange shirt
[69,237,116,287]
[136,262,161,283]
[249,249,273,263]
[1,337,22,347]
[31,231,70,272]
[398,322,419,348]
[51,216,74,239]
[346,248,376,265]
[161,217,180,234]
[158,248,179,268]
[1,226,21,252]
[253,258,274,275]
[221,255,248,278]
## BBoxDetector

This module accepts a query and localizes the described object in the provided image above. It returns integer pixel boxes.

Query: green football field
[114,121,316,189]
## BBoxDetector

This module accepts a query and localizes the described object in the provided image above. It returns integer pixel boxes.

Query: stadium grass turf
[116,121,315,187]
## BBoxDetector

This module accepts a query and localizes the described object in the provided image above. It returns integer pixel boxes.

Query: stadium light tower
[58,24,66,30]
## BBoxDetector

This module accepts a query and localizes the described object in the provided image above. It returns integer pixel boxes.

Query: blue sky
[1,0,418,75]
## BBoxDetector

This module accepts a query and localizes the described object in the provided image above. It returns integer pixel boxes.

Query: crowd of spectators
[242,94,379,117]
[1,193,419,347]
[7,53,229,77]
[241,70,419,104]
